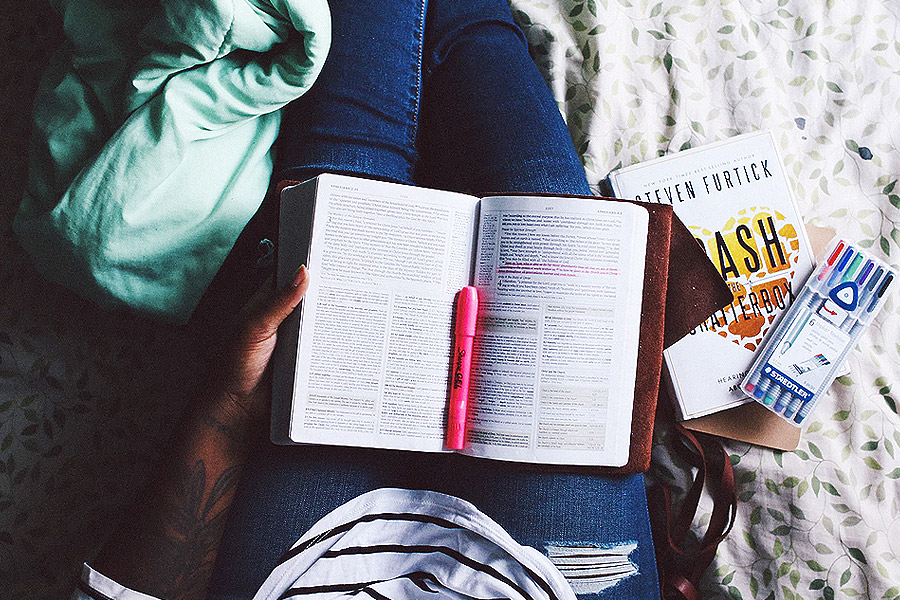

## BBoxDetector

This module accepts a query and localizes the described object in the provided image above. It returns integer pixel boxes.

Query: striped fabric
[74,489,576,600]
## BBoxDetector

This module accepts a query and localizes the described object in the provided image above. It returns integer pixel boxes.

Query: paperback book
[608,130,815,419]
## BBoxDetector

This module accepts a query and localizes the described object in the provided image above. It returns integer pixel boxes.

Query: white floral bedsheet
[508,0,900,598]
[1,1,899,599]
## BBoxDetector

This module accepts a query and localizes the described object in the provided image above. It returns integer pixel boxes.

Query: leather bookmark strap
[648,424,737,600]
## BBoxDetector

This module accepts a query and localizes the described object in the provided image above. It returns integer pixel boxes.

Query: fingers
[221,265,309,396]
[246,266,310,342]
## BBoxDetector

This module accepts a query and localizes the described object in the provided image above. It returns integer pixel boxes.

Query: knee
[423,0,527,70]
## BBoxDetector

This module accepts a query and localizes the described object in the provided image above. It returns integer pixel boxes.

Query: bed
[2,0,899,598]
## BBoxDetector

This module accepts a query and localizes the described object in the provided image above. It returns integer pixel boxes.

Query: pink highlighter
[446,286,478,450]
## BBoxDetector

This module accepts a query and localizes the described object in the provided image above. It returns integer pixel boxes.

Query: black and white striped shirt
[74,488,576,600]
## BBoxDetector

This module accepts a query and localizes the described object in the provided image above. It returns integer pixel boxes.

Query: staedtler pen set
[741,238,895,426]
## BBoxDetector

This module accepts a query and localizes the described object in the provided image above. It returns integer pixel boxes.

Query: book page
[288,174,479,451]
[465,196,648,466]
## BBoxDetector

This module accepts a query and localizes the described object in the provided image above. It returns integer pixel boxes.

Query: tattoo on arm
[94,407,250,600]
[200,409,247,444]
[151,461,241,598]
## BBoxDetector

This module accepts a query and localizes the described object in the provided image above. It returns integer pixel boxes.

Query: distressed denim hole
[545,542,639,596]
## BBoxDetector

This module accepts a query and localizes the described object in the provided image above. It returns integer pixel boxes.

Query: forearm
[92,396,255,600]
[89,267,308,600]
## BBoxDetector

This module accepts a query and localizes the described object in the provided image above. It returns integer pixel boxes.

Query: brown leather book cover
[595,199,731,474]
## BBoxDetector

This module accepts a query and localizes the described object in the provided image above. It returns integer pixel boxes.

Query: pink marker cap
[455,286,478,336]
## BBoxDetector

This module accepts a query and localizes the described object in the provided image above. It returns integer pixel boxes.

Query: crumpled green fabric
[13,0,330,321]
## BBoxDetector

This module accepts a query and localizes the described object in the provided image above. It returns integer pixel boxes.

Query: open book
[272,174,649,467]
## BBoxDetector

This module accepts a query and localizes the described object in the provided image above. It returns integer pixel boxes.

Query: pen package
[740,238,895,426]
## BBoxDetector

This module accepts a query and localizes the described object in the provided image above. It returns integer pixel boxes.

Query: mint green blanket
[13,0,330,321]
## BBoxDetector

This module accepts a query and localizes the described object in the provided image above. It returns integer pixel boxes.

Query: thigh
[210,445,658,600]
[207,444,424,599]
[413,454,660,600]
[274,0,429,186]
[416,0,591,196]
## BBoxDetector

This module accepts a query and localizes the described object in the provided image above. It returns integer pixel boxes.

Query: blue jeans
[209,448,659,600]
[273,0,591,195]
[208,0,657,598]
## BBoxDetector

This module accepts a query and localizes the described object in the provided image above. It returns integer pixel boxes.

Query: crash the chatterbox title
[691,207,800,352]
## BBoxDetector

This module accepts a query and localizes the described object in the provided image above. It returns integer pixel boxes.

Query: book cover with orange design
[608,130,814,419]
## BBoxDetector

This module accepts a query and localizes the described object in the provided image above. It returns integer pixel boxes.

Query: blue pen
[826,246,855,287]
[856,260,874,286]
[867,266,885,294]
[867,272,893,312]
[783,395,801,418]
[773,388,791,413]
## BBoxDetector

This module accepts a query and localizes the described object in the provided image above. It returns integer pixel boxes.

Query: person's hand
[208,265,310,436]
